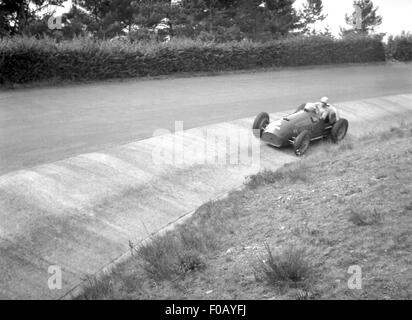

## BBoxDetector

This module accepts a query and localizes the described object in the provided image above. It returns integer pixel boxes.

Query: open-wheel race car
[253,104,349,156]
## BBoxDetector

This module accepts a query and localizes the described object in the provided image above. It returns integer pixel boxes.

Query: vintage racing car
[252,104,349,156]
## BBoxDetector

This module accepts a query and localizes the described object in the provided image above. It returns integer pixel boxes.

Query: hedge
[386,33,412,61]
[0,35,386,85]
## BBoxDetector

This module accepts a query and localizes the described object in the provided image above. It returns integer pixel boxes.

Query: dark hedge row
[387,34,412,61]
[0,35,386,85]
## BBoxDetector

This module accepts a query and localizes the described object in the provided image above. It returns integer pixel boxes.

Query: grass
[358,122,412,142]
[251,244,313,291]
[348,208,384,227]
[380,125,411,141]
[133,200,230,281]
[137,233,183,280]
[245,161,309,189]
[77,274,114,300]
[338,138,355,151]
[76,124,412,300]
[136,227,211,281]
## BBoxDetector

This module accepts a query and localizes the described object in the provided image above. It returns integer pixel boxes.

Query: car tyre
[253,112,270,138]
[331,119,349,143]
[293,130,311,156]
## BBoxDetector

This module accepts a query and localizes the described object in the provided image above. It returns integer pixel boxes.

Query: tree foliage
[299,0,326,34]
[0,0,64,35]
[1,0,328,41]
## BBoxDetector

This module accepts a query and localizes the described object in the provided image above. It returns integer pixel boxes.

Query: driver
[304,97,340,123]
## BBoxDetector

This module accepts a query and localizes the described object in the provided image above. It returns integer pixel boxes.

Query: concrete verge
[0,93,411,299]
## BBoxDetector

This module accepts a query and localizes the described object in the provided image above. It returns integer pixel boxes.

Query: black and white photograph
[0,0,411,306]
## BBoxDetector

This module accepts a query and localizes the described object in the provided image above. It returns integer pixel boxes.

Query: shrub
[0,34,386,85]
[246,169,285,188]
[177,222,220,253]
[77,274,114,300]
[137,233,182,280]
[252,244,313,289]
[246,161,309,188]
[386,33,412,61]
[175,249,206,274]
[136,202,226,280]
[136,232,209,280]
[348,208,384,226]
[338,139,355,151]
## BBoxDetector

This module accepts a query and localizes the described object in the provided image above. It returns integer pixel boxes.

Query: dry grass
[134,200,231,281]
[76,274,114,300]
[137,234,183,280]
[348,208,384,226]
[338,138,355,151]
[245,161,309,188]
[252,244,314,291]
[380,125,411,141]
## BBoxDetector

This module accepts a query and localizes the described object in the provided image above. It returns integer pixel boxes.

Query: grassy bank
[76,125,412,300]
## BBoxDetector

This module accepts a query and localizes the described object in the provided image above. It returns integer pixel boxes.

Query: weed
[175,250,206,274]
[282,162,309,183]
[252,244,313,290]
[136,209,224,280]
[77,274,114,300]
[338,139,355,151]
[245,169,284,188]
[137,233,181,280]
[246,161,309,188]
[348,208,384,226]
[177,223,218,253]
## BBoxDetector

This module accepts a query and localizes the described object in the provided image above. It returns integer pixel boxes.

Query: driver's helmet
[320,97,329,105]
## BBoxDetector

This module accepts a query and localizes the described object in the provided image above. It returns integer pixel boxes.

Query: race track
[1,63,412,299]
[1,62,412,175]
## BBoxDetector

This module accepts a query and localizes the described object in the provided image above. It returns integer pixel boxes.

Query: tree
[73,0,111,22]
[262,0,300,37]
[69,0,168,38]
[299,0,326,34]
[0,0,64,35]
[234,0,300,39]
[62,4,94,37]
[343,0,382,35]
[168,0,221,38]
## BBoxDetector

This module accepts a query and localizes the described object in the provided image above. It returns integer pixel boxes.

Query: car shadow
[264,137,332,158]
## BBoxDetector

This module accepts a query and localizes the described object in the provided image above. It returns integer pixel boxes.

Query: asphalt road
[1,62,412,175]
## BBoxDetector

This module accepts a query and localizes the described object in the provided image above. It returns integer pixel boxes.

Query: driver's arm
[320,110,328,120]
[325,105,340,122]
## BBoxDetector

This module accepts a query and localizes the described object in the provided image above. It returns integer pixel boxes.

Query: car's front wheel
[252,112,270,138]
[331,119,349,143]
[293,130,311,156]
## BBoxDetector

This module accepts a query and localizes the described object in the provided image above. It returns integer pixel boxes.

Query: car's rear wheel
[252,112,270,138]
[331,119,349,143]
[293,130,311,156]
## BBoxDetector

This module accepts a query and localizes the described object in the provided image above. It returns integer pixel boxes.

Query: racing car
[252,103,349,156]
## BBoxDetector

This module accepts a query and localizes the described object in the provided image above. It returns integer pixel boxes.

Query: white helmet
[320,97,329,104]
